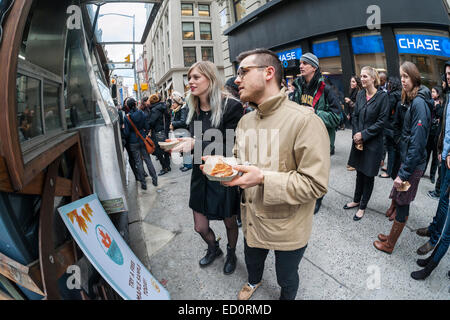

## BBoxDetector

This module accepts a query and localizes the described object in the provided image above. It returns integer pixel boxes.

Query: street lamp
[97,13,141,100]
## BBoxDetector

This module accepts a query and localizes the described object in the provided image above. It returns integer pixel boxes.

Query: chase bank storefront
[225,0,450,95]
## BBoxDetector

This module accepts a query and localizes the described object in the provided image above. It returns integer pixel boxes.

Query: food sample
[210,160,234,177]
[396,181,411,192]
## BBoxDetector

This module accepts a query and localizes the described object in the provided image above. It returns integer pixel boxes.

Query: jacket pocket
[254,203,292,219]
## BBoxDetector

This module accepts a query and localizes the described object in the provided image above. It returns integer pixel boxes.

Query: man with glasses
[223,49,330,300]
[291,53,341,214]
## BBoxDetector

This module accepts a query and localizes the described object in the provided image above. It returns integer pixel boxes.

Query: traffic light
[124,54,131,63]
[134,83,138,91]
[140,83,148,91]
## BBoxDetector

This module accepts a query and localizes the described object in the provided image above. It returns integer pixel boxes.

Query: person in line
[415,61,450,256]
[169,91,192,172]
[148,94,172,176]
[373,61,431,254]
[291,53,341,214]
[344,66,389,221]
[424,86,444,184]
[172,61,243,275]
[427,86,445,200]
[119,97,138,181]
[123,98,158,190]
[379,77,402,179]
[379,71,388,93]
[344,75,362,130]
[383,77,404,221]
[224,49,330,300]
[224,76,244,228]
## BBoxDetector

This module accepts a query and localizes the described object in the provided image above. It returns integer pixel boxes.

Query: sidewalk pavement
[127,129,450,300]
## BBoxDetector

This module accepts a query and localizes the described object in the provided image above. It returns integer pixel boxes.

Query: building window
[395,28,450,88]
[184,47,197,67]
[199,4,210,16]
[182,22,195,40]
[181,3,193,16]
[201,47,214,62]
[233,0,246,22]
[351,31,387,76]
[200,23,212,40]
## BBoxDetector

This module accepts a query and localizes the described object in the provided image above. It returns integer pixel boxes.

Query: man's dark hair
[142,96,149,104]
[236,48,283,89]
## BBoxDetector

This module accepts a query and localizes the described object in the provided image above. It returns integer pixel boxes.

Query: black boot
[411,260,438,280]
[199,240,222,267]
[223,244,237,275]
[416,247,436,267]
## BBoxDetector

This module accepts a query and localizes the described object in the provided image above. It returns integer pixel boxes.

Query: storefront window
[17,74,43,142]
[352,31,387,75]
[395,29,450,88]
[313,38,344,95]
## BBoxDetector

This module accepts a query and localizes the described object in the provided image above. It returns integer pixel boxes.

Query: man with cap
[291,52,341,214]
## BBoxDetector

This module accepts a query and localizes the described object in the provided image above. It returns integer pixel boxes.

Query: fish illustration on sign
[66,204,94,234]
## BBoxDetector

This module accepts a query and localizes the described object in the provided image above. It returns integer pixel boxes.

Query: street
[127,128,450,300]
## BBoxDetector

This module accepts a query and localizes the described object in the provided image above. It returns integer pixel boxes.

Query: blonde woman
[172,61,243,274]
[344,66,389,221]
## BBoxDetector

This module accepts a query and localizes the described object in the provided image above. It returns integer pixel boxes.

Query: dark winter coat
[171,105,188,130]
[347,89,389,177]
[188,97,243,220]
[148,102,168,134]
[397,86,432,181]
[123,108,148,145]
[385,89,401,139]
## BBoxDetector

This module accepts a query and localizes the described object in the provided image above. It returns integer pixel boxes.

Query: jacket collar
[256,88,287,116]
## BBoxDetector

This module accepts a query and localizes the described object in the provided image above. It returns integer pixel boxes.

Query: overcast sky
[90,2,151,88]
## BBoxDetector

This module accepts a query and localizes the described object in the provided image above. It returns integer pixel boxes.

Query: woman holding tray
[172,61,243,275]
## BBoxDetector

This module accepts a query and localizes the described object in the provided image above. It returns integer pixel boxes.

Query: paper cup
[203,156,239,182]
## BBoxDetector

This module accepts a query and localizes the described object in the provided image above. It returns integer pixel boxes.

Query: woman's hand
[393,176,403,189]
[344,97,351,104]
[353,132,363,144]
[172,137,195,153]
[169,124,174,131]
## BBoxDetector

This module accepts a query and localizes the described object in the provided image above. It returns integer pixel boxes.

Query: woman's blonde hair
[400,61,421,104]
[361,66,380,88]
[186,61,233,128]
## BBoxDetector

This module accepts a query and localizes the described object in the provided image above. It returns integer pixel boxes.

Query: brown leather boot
[374,220,406,254]
[378,216,408,242]
[385,199,396,217]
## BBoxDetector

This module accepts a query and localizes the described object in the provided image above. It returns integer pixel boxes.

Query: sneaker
[427,190,439,200]
[237,282,261,300]
[152,179,158,187]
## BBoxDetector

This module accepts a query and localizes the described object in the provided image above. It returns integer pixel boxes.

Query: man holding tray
[222,49,331,300]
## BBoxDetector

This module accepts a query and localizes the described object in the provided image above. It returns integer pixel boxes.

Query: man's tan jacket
[234,90,330,251]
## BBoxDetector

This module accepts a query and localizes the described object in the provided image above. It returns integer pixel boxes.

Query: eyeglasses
[236,65,268,79]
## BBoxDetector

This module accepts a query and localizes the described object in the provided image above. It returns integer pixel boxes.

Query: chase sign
[396,34,450,57]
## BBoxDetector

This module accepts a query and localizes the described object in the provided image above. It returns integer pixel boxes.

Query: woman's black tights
[193,211,238,249]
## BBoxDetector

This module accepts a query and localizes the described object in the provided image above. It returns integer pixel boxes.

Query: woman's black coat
[188,97,243,220]
[348,89,389,177]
